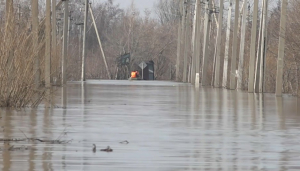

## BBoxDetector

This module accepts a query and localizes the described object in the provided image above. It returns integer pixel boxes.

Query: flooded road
[1,80,300,171]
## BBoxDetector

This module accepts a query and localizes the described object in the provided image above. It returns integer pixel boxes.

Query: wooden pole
[45,0,51,88]
[214,0,224,88]
[201,0,212,86]
[52,0,57,83]
[195,2,202,86]
[229,0,239,90]
[5,0,15,88]
[32,0,39,88]
[81,0,88,81]
[191,1,197,84]
[275,0,287,96]
[62,0,69,85]
[180,1,187,82]
[254,0,264,93]
[183,0,191,83]
[176,0,184,82]
[259,0,268,93]
[237,0,247,90]
[248,0,259,92]
[222,0,233,88]
[58,13,63,78]
[210,0,220,87]
[68,12,71,47]
[78,24,83,61]
[89,3,111,79]
[191,0,200,84]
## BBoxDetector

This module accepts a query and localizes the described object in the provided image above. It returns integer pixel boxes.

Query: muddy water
[1,80,300,171]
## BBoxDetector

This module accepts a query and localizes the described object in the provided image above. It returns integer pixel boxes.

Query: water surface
[1,80,300,171]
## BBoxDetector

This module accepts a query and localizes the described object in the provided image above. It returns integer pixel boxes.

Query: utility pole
[5,0,14,85]
[210,2,217,87]
[45,0,51,88]
[201,0,212,86]
[62,0,69,85]
[195,2,202,86]
[237,0,247,90]
[52,0,57,84]
[254,0,264,93]
[32,0,39,88]
[211,0,220,87]
[57,11,63,79]
[53,2,63,83]
[191,1,196,84]
[214,0,223,88]
[176,0,184,82]
[58,18,63,72]
[191,0,200,84]
[180,1,187,82]
[81,0,88,82]
[222,0,233,88]
[183,0,191,83]
[259,0,268,93]
[275,0,287,96]
[89,3,111,79]
[229,0,239,90]
[68,11,71,47]
[248,0,259,93]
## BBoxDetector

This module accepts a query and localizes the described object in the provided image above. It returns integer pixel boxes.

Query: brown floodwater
[1,80,300,171]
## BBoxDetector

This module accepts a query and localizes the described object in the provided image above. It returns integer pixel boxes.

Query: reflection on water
[62,86,67,109]
[1,80,300,171]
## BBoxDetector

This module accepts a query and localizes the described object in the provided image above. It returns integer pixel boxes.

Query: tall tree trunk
[229,0,240,90]
[275,0,288,96]
[52,0,57,84]
[176,0,184,82]
[45,0,51,88]
[32,0,40,89]
[248,0,259,92]
[223,0,233,88]
[237,0,248,90]
[201,0,212,86]
[214,0,224,88]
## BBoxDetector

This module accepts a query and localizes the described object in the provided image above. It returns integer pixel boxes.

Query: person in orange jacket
[131,71,139,78]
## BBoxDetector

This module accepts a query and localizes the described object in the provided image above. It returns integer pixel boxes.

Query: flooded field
[1,80,300,171]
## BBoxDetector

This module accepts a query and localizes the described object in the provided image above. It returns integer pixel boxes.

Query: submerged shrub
[0,19,46,108]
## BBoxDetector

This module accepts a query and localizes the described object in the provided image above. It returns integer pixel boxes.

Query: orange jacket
[131,71,137,78]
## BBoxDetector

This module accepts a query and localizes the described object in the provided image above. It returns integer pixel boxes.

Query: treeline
[1,0,297,107]
[67,0,179,80]
[174,0,300,95]
[0,0,178,107]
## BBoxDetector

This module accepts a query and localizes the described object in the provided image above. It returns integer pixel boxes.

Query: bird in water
[100,146,113,152]
[93,144,96,153]
[119,140,129,144]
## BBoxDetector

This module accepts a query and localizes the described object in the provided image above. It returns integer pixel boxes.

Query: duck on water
[119,140,129,144]
[100,146,113,152]
[92,144,113,152]
[93,144,96,153]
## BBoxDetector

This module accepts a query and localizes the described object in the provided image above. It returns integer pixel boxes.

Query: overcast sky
[112,0,157,14]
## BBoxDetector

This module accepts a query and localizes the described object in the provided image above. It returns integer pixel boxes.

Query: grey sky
[112,0,158,14]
